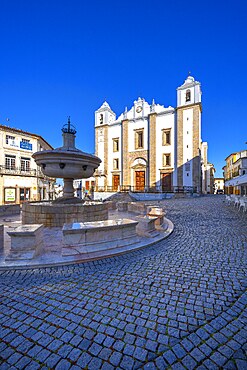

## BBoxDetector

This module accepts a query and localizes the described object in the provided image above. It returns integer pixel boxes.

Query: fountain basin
[22,201,108,227]
[33,150,100,179]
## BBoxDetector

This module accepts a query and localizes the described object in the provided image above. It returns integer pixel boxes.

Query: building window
[21,157,31,172]
[5,155,16,170]
[113,158,119,170]
[163,154,171,167]
[162,129,171,145]
[6,135,15,144]
[186,89,191,102]
[113,138,119,152]
[99,114,103,124]
[21,138,30,143]
[135,129,144,149]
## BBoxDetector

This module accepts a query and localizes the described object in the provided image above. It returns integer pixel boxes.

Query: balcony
[0,165,47,178]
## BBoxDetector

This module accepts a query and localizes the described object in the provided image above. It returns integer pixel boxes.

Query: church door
[161,173,172,192]
[112,175,120,191]
[135,171,145,191]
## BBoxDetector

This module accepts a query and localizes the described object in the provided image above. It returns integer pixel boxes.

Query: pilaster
[192,104,201,192]
[103,126,108,188]
[122,119,129,185]
[149,113,157,188]
[176,108,184,187]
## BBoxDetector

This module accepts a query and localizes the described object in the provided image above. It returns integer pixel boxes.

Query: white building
[94,75,213,194]
[0,124,55,205]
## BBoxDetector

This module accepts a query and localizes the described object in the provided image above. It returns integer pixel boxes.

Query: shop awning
[225,174,247,187]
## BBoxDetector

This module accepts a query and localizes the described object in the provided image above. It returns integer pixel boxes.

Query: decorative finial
[62,116,76,134]
[188,71,191,76]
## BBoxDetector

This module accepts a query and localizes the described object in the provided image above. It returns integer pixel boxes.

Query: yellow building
[223,150,247,195]
[0,124,55,205]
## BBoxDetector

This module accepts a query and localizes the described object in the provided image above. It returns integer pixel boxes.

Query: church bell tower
[176,75,202,192]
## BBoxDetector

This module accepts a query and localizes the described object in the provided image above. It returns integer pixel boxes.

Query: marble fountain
[1,118,173,267]
[23,117,107,227]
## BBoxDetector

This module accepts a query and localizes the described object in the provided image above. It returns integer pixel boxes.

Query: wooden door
[161,173,171,192]
[135,171,145,191]
[112,175,120,191]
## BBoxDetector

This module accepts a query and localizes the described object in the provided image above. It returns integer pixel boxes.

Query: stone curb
[0,218,174,271]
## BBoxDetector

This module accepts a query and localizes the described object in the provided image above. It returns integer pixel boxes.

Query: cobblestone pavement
[0,196,246,369]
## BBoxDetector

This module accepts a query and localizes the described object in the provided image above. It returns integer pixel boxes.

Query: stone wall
[22,202,108,227]
[0,204,21,216]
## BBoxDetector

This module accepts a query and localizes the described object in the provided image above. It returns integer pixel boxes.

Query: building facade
[0,125,55,205]
[94,75,213,194]
[214,177,225,194]
[223,150,247,195]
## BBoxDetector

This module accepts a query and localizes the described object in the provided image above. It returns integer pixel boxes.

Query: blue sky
[1,0,247,176]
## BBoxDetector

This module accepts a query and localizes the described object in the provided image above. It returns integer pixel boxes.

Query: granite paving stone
[0,197,246,369]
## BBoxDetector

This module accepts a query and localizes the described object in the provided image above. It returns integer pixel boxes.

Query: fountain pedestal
[63,178,75,198]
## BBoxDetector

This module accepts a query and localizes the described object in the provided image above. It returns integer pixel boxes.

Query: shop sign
[5,188,16,202]
[20,142,33,150]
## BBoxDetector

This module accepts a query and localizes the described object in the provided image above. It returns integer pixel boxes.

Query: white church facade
[94,75,213,194]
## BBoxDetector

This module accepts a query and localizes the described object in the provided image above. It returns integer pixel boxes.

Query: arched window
[99,114,103,124]
[186,89,191,102]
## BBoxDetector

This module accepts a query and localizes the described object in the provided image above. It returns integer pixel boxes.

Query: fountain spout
[62,116,77,149]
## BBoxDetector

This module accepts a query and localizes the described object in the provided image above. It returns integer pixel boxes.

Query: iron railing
[94,185,197,194]
[0,165,48,178]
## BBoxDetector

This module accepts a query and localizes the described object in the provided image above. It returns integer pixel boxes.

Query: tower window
[135,129,144,149]
[186,90,191,102]
[99,114,103,124]
[113,158,119,170]
[163,154,171,167]
[162,129,171,145]
[113,138,119,152]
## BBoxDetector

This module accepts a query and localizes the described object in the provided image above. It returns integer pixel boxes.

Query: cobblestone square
[0,196,246,369]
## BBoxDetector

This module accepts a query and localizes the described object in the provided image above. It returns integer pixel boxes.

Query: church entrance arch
[131,158,147,191]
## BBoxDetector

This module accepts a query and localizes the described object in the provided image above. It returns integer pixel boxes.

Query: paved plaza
[0,196,246,369]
